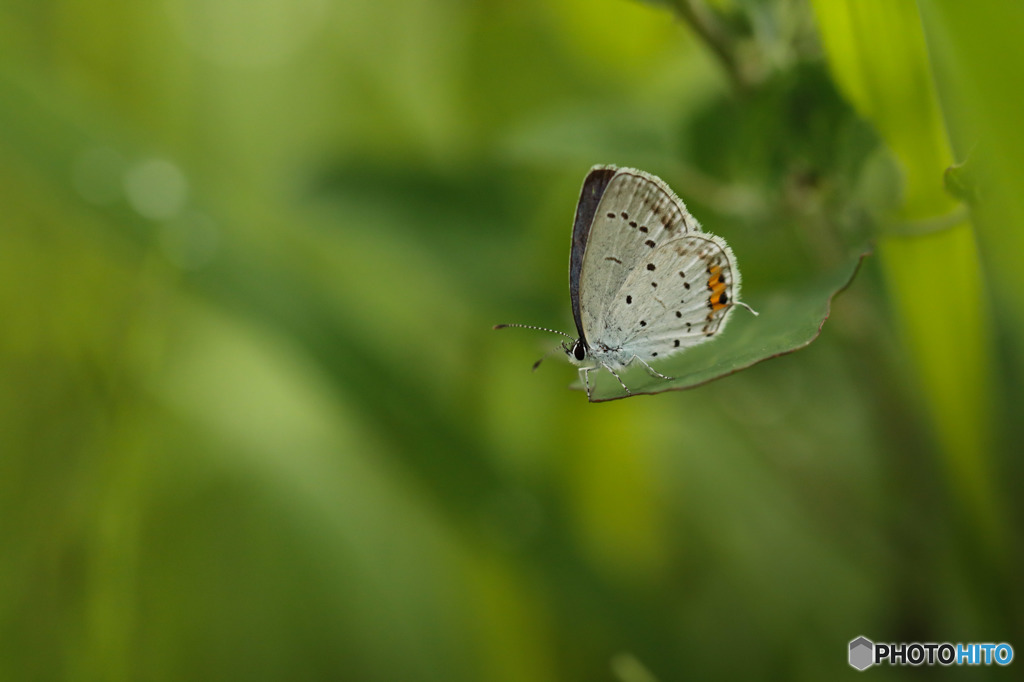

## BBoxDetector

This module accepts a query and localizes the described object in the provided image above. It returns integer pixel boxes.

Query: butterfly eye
[573,341,586,361]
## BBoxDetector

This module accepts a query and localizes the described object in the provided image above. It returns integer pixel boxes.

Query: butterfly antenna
[734,301,760,316]
[493,323,575,340]
[531,344,570,372]
[494,324,575,372]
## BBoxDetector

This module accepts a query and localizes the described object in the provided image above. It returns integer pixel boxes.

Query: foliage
[1,0,1022,680]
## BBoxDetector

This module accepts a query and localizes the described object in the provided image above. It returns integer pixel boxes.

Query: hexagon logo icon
[849,636,874,670]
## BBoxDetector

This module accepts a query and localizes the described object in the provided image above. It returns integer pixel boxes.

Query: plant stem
[665,0,750,91]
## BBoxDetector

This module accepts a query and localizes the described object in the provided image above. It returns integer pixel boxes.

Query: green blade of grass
[811,0,1000,546]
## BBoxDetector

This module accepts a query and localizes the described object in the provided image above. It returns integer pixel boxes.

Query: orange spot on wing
[707,276,729,312]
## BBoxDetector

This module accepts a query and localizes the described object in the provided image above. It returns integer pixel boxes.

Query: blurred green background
[2,0,1023,679]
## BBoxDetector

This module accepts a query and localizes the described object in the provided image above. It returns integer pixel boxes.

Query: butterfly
[497,165,756,399]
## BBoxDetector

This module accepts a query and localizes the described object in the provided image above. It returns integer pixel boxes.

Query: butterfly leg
[634,356,674,381]
[579,366,594,401]
[601,363,632,396]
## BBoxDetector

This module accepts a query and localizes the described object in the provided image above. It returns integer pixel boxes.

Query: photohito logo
[848,636,1013,670]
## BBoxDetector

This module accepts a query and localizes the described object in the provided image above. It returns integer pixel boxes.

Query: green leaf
[578,246,868,401]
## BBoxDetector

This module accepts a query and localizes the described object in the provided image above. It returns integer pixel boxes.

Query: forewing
[569,166,618,345]
[598,234,742,360]
[577,168,701,342]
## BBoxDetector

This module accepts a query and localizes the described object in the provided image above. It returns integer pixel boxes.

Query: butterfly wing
[597,233,742,362]
[576,168,702,345]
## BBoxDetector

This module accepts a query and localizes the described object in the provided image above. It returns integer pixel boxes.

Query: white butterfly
[498,165,757,399]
